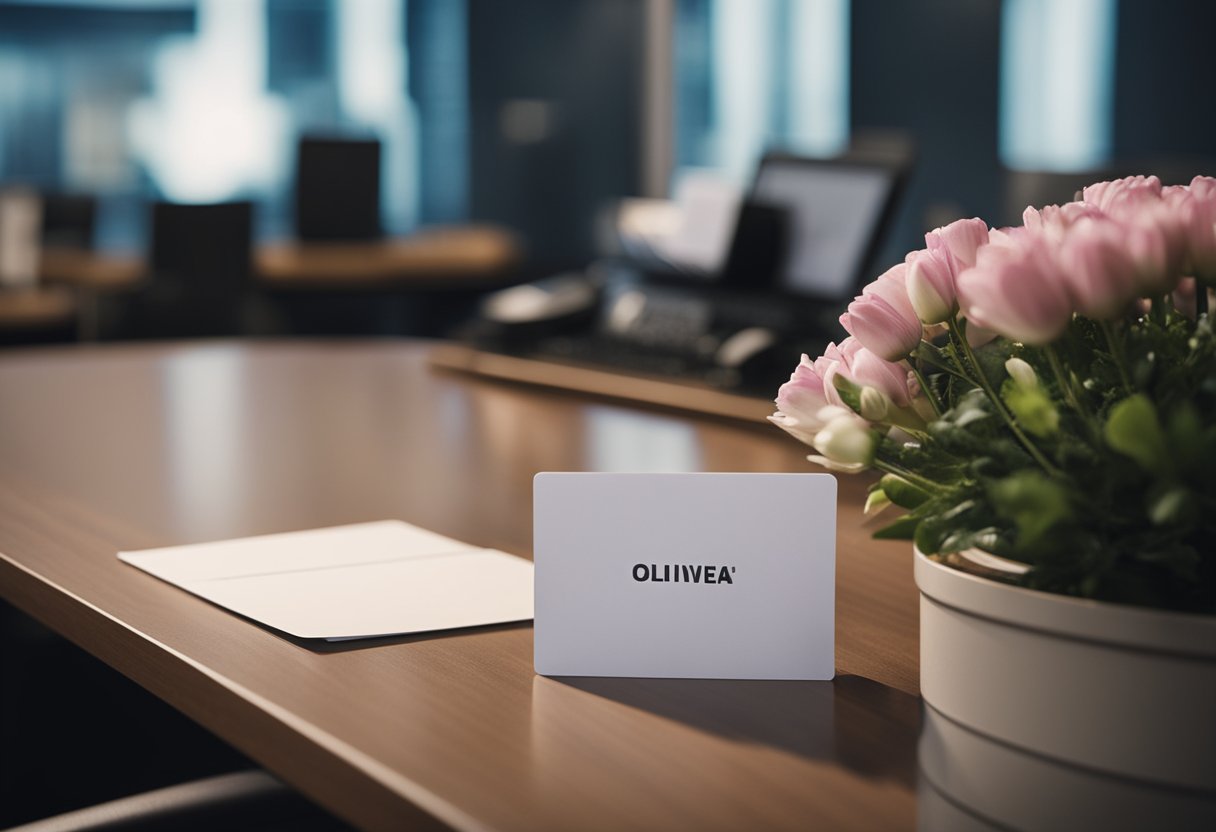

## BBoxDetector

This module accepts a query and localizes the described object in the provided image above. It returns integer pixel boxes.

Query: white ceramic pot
[917,704,1216,831]
[914,549,1216,795]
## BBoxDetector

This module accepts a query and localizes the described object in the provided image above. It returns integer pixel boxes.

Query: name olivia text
[632,563,736,584]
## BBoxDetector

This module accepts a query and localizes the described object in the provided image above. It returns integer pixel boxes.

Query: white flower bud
[859,386,892,421]
[806,455,869,474]
[813,414,876,468]
[1005,357,1038,389]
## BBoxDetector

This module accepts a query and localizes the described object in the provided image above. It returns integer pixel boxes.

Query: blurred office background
[2,1,1215,826]
[1,0,1213,262]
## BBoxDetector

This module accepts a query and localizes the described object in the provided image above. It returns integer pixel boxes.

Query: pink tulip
[905,248,957,323]
[1023,203,1104,242]
[926,217,989,274]
[1082,175,1162,213]
[1058,218,1140,319]
[1127,206,1189,293]
[1172,277,1198,319]
[771,354,835,445]
[822,338,912,407]
[1189,175,1216,201]
[860,262,919,324]
[840,264,922,361]
[1123,220,1173,293]
[956,236,1074,345]
[1178,181,1216,280]
[987,224,1031,249]
[850,347,913,406]
[1022,205,1053,233]
[963,319,999,347]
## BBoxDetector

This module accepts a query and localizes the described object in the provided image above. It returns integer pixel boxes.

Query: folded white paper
[119,520,534,640]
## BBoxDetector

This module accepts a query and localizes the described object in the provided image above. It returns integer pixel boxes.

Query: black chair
[40,193,97,250]
[294,136,382,241]
[124,201,254,338]
[5,771,352,832]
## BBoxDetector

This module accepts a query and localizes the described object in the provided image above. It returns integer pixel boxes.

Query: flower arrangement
[771,175,1216,614]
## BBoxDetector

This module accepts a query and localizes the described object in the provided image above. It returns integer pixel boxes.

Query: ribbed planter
[914,549,1216,797]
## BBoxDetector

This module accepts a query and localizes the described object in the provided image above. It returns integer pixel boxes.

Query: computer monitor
[749,154,903,302]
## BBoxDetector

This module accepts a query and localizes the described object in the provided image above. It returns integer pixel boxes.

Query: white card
[119,520,534,640]
[533,473,836,680]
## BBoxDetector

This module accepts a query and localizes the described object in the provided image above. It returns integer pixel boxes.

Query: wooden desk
[257,226,521,289]
[38,247,144,291]
[0,341,920,832]
[36,227,521,293]
[0,286,76,330]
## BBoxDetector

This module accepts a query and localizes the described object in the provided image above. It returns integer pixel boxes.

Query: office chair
[4,770,353,832]
[293,136,382,241]
[123,201,254,339]
[40,193,97,250]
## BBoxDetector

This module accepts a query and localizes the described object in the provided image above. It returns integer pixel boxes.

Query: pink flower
[1123,221,1173,293]
[963,319,999,348]
[770,354,835,445]
[1172,277,1198,320]
[1125,207,1187,293]
[1178,178,1216,280]
[987,224,1032,249]
[823,338,912,407]
[1082,175,1162,213]
[1191,175,1216,198]
[1058,218,1140,319]
[861,262,919,322]
[839,264,922,361]
[926,217,989,274]
[1024,203,1104,242]
[956,235,1074,346]
[905,248,957,323]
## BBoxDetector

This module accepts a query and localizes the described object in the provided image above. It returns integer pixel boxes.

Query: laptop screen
[750,157,898,301]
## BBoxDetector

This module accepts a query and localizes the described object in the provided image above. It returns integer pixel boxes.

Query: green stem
[873,458,946,495]
[909,364,943,418]
[915,352,972,382]
[947,313,1062,477]
[1151,295,1168,326]
[1044,344,1090,417]
[1045,344,1104,444]
[1099,319,1133,394]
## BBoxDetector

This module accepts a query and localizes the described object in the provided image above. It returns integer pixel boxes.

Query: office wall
[1113,0,1216,161]
[849,0,1003,268]
[467,0,645,274]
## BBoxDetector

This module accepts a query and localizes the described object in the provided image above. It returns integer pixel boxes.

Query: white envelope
[533,473,836,680]
[119,520,534,640]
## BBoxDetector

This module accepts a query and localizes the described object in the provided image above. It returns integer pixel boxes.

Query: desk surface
[38,226,520,291]
[0,341,919,832]
[0,286,76,328]
[256,226,520,288]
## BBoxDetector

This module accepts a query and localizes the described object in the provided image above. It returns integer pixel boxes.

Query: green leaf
[987,471,1071,548]
[832,373,864,414]
[1104,394,1169,475]
[1001,379,1060,438]
[873,513,919,540]
[1132,543,1199,580]
[914,513,948,555]
[880,473,930,509]
[863,487,892,516]
[1165,403,1204,472]
[1147,486,1193,526]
